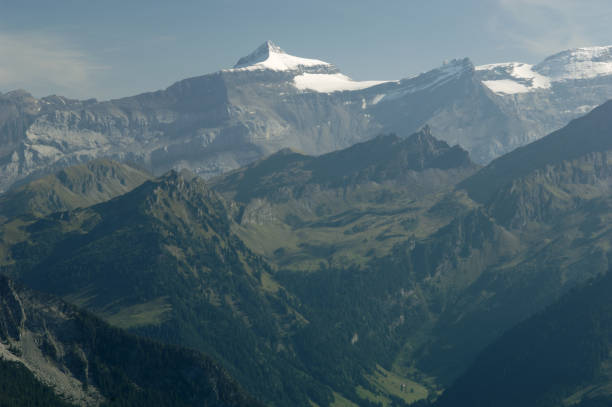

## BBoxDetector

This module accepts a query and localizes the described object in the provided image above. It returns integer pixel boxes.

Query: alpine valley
[2,40,612,407]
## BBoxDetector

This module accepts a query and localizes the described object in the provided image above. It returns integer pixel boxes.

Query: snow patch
[293,73,390,93]
[477,62,551,95]
[481,79,531,94]
[575,105,595,114]
[371,94,385,104]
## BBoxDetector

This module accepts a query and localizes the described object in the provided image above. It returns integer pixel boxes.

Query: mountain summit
[232,40,333,72]
[535,45,612,81]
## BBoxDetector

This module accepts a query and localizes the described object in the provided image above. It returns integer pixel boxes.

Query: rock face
[2,42,612,192]
[0,276,105,406]
[459,99,612,208]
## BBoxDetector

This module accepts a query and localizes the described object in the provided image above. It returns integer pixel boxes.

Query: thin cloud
[494,0,612,58]
[0,32,108,98]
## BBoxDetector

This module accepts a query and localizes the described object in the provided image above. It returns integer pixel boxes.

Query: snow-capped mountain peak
[477,45,612,95]
[230,41,392,92]
[232,40,333,72]
[534,45,612,81]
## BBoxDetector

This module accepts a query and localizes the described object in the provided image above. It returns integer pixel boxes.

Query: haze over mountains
[3,37,612,407]
[2,41,612,193]
[2,97,612,405]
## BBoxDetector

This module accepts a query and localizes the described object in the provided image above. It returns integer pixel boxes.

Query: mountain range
[1,97,611,405]
[3,40,612,407]
[213,99,612,403]
[2,41,612,193]
[0,131,476,406]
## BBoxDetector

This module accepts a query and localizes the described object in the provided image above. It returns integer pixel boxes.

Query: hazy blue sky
[1,0,611,99]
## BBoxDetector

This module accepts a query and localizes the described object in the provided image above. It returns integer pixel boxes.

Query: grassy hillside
[0,171,339,406]
[436,269,612,407]
[0,159,151,220]
[212,129,478,270]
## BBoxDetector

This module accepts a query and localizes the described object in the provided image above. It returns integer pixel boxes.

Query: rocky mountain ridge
[2,42,612,192]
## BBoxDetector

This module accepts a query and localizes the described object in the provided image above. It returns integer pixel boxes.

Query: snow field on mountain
[536,46,612,81]
[293,73,390,92]
[478,47,612,94]
[477,62,551,94]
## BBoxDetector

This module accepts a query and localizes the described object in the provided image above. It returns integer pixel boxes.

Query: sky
[1,0,611,100]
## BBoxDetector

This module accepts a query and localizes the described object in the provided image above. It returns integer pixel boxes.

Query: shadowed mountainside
[0,275,262,407]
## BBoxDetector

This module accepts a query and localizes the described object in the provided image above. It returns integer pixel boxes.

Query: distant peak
[234,41,285,68]
[4,89,35,100]
[419,124,432,137]
[262,40,284,54]
[544,45,612,60]
[417,58,474,81]
[273,147,301,155]
[407,127,447,149]
[440,58,474,72]
[231,41,333,72]
[535,45,612,81]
